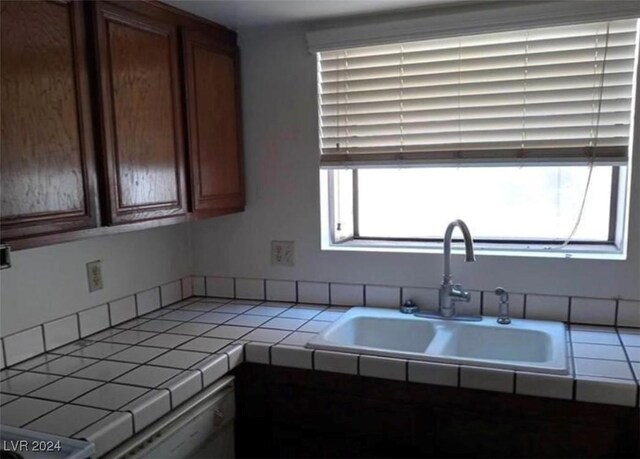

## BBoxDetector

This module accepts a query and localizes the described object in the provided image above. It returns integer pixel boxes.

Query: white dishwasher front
[105,376,235,459]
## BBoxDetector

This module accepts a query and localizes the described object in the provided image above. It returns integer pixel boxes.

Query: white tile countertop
[1,296,639,456]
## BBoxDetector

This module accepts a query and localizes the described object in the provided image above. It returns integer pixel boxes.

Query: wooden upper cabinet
[93,1,188,224]
[183,29,245,216]
[0,0,99,240]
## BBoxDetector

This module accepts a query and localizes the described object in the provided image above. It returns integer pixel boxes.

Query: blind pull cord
[554,22,611,250]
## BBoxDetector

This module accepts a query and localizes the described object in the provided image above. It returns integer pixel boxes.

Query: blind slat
[319,48,635,82]
[321,141,628,155]
[317,18,638,167]
[320,73,634,105]
[321,60,635,93]
[319,147,628,168]
[321,86,633,115]
[321,112,631,137]
[321,99,632,126]
[322,126,629,150]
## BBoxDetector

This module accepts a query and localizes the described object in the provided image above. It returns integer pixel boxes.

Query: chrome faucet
[416,219,480,321]
[439,219,476,316]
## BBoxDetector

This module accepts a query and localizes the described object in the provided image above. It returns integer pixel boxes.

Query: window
[317,18,638,255]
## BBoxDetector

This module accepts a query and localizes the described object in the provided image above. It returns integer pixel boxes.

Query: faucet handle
[453,284,471,302]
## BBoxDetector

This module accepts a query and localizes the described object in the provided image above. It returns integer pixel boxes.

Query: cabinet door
[183,29,245,216]
[93,2,187,224]
[1,0,99,241]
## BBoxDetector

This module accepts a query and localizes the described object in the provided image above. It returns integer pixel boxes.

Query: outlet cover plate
[86,260,103,292]
[271,241,294,267]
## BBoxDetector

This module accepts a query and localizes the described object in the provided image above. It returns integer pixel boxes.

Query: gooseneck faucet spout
[443,219,476,284]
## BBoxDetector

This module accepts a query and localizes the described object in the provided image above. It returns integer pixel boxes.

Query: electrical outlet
[86,260,103,292]
[271,241,294,267]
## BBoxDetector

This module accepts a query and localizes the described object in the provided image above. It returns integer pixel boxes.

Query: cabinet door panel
[94,2,187,224]
[0,0,98,239]
[183,30,245,215]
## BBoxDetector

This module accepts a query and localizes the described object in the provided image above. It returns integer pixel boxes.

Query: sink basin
[307,307,568,374]
[433,325,551,362]
[323,315,436,353]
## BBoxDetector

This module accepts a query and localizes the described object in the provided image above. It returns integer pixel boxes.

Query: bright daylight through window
[317,18,639,252]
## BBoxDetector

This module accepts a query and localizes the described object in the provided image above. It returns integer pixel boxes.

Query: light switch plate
[86,260,104,292]
[271,241,294,267]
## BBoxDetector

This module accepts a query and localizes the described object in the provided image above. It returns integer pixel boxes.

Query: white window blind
[317,19,639,168]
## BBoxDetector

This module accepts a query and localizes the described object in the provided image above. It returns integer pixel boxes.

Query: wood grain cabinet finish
[183,29,245,216]
[93,1,188,224]
[0,0,99,240]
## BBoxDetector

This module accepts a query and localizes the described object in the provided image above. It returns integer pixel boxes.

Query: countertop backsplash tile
[266,280,297,302]
[160,281,182,308]
[525,295,570,322]
[570,298,617,326]
[3,326,45,367]
[617,300,640,328]
[365,285,401,308]
[298,281,330,304]
[330,283,364,306]
[43,315,79,352]
[235,278,265,300]
[78,304,110,338]
[136,288,161,316]
[205,276,234,298]
[109,296,137,326]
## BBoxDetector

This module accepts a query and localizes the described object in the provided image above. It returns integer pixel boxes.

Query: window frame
[322,165,628,258]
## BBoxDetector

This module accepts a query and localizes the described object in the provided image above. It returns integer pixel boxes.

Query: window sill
[322,238,626,260]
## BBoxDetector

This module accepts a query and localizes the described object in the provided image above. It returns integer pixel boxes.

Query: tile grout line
[106,302,113,329]
[1,337,8,370]
[40,324,48,354]
[614,328,640,407]
[567,328,578,401]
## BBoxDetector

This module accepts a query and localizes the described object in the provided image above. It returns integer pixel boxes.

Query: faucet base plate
[415,311,482,322]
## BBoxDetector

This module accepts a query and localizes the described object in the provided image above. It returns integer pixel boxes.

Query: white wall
[0,224,191,336]
[190,22,640,302]
[2,12,638,339]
